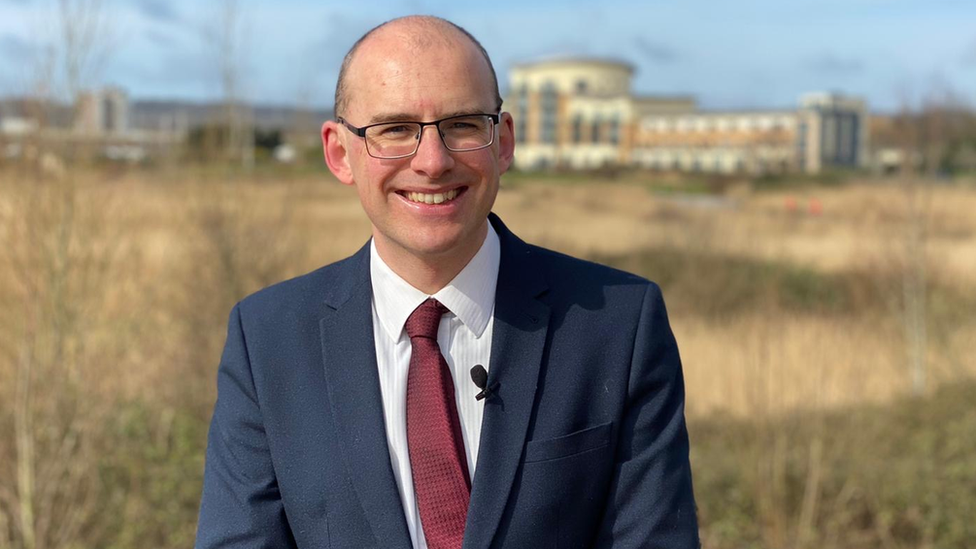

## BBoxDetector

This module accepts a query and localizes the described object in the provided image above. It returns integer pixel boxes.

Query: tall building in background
[75,87,129,135]
[796,92,869,173]
[506,57,868,174]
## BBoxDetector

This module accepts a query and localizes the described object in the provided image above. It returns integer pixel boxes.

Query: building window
[540,82,558,145]
[797,120,808,154]
[575,79,588,94]
[609,116,620,145]
[839,114,855,165]
[822,114,837,161]
[572,115,583,144]
[591,115,602,144]
[515,83,529,143]
[102,99,113,132]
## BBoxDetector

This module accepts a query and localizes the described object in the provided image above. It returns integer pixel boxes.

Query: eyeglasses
[337,113,500,159]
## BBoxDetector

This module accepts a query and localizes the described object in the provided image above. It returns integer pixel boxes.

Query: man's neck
[372,224,489,295]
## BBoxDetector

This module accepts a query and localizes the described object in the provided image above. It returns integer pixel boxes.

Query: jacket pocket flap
[524,421,613,463]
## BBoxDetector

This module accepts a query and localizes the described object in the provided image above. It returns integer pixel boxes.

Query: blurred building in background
[0,86,334,166]
[507,57,869,174]
[75,87,130,135]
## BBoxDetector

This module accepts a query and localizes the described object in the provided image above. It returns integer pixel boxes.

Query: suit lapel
[464,215,550,549]
[320,244,412,549]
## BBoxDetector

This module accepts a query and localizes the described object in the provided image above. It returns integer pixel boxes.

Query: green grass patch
[96,401,208,548]
[691,380,976,549]
[597,246,972,319]
[598,247,881,317]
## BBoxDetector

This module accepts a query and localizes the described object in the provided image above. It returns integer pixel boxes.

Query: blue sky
[1,0,974,112]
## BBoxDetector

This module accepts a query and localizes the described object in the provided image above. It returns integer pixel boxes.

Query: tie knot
[405,298,449,340]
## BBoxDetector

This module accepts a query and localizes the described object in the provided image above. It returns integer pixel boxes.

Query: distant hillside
[130,100,333,132]
[0,96,333,133]
[0,97,74,127]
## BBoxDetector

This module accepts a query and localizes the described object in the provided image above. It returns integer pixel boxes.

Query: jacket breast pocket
[524,421,612,463]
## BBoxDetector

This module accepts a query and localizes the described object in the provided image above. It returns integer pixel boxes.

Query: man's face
[324,29,514,268]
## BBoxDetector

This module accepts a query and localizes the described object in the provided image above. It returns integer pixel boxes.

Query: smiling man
[325,18,506,295]
[195,15,699,549]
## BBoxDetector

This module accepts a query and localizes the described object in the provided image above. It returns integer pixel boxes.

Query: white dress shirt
[369,224,500,549]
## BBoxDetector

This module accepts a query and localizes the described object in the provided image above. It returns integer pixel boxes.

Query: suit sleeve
[195,304,297,548]
[592,283,700,548]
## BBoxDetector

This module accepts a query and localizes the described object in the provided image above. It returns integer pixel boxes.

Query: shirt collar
[370,223,500,341]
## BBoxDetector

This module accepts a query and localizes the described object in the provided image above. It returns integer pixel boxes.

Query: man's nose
[410,125,455,179]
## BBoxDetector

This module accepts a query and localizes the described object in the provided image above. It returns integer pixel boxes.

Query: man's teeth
[406,189,459,204]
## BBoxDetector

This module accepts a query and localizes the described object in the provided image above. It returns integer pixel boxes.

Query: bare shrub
[0,171,127,549]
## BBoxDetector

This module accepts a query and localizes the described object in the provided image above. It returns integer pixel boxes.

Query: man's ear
[322,120,355,186]
[497,111,516,174]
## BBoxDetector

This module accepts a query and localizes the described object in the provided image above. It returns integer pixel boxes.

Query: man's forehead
[342,29,494,120]
[365,108,491,125]
[352,23,475,75]
[360,17,465,51]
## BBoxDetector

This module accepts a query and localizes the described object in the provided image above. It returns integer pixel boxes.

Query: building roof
[633,95,697,105]
[510,56,635,74]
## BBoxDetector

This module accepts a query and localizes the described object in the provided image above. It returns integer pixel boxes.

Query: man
[196,15,699,549]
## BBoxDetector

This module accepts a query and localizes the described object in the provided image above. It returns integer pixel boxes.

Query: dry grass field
[10,168,965,415]
[497,176,976,417]
[1,165,975,547]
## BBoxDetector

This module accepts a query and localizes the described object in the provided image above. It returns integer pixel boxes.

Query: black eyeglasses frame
[336,113,501,159]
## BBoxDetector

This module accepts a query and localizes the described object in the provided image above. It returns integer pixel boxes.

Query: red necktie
[405,298,471,549]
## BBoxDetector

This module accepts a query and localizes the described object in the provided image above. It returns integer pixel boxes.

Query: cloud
[306,12,375,70]
[114,50,213,95]
[963,39,976,66]
[515,39,593,64]
[633,37,679,64]
[804,53,863,74]
[135,0,183,25]
[145,28,177,49]
[0,33,35,60]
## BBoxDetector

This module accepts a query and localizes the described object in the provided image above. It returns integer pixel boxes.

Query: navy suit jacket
[196,214,699,548]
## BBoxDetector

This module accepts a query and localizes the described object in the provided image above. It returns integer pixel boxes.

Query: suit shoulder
[235,248,366,321]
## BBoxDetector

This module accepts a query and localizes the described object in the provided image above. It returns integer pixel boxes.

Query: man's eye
[378,125,414,136]
[447,120,483,131]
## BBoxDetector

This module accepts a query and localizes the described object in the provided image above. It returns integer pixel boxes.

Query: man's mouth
[399,187,465,205]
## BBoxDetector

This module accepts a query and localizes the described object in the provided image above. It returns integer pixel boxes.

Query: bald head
[334,16,502,118]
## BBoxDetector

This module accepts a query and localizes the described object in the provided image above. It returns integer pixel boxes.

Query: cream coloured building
[505,57,868,174]
[75,87,130,135]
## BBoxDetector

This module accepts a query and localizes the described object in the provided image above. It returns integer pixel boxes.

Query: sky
[1,0,974,112]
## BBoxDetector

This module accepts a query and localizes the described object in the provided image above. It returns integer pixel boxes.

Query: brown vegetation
[1,165,974,547]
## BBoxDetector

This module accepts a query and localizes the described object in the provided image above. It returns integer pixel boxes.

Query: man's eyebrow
[367,109,490,125]
[367,112,417,124]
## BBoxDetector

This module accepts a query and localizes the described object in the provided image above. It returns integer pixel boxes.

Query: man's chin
[386,227,484,260]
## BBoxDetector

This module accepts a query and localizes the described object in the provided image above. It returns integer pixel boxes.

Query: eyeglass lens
[365,115,494,158]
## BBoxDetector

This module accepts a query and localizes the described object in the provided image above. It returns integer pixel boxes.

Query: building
[0,89,181,164]
[508,58,634,169]
[505,57,868,174]
[75,87,130,135]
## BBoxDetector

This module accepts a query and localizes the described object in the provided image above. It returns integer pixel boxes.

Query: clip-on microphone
[469,364,493,401]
